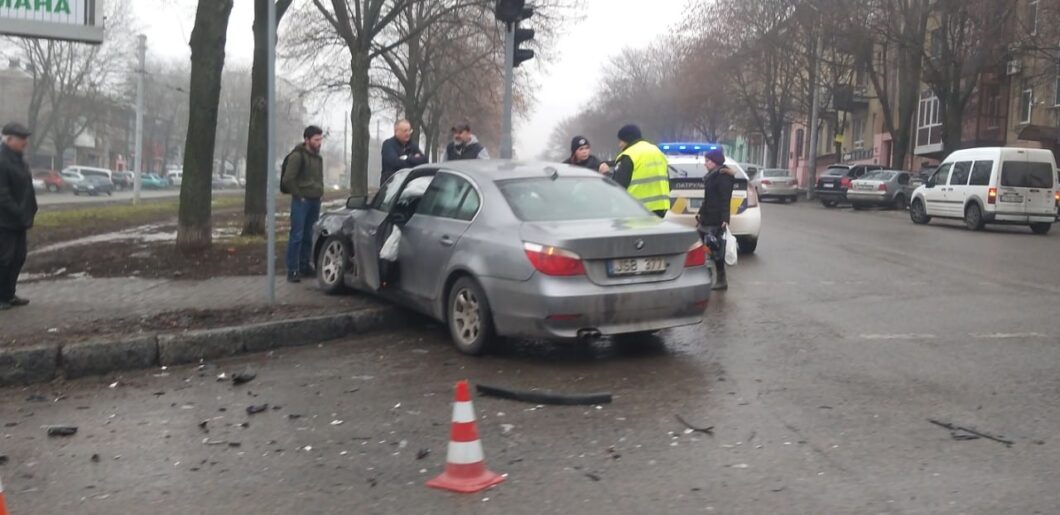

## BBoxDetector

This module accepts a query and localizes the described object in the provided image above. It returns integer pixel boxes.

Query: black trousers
[0,229,27,302]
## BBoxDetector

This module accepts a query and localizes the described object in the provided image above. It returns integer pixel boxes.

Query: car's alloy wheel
[910,199,931,225]
[1030,222,1052,235]
[893,195,907,210]
[448,277,494,356]
[964,204,984,231]
[316,237,348,294]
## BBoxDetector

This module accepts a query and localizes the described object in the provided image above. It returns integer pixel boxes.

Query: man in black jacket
[444,123,490,161]
[380,119,427,185]
[563,136,610,174]
[0,123,38,310]
[696,147,735,291]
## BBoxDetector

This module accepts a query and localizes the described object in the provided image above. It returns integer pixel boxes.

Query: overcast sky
[133,0,687,158]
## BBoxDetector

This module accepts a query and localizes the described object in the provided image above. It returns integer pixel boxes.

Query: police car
[661,143,762,254]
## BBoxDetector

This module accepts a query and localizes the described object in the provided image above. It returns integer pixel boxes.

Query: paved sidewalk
[2,276,378,342]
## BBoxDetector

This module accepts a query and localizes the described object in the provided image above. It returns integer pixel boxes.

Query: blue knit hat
[705,147,726,166]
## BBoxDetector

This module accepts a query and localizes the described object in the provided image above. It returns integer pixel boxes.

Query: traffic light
[514,25,535,67]
[494,0,525,24]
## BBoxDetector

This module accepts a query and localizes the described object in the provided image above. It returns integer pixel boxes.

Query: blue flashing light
[658,142,721,156]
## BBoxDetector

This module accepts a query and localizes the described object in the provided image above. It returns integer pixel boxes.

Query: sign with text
[0,0,103,44]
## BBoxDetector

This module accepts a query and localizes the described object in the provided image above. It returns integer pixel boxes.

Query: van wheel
[1030,223,1052,235]
[447,277,495,356]
[964,204,984,231]
[910,199,931,225]
[893,194,907,210]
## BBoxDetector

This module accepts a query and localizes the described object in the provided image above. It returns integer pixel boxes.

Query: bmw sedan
[311,161,713,355]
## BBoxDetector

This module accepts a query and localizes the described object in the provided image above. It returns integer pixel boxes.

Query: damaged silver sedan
[311,161,713,355]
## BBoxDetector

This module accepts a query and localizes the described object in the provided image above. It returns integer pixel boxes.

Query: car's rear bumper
[481,269,712,340]
[815,189,847,200]
[759,186,798,197]
[847,190,892,204]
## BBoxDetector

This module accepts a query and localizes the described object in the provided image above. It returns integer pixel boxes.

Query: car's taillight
[685,241,707,268]
[988,187,997,205]
[748,186,759,207]
[1054,191,1059,206]
[524,243,585,276]
[878,183,887,191]
[840,177,852,189]
[761,180,773,186]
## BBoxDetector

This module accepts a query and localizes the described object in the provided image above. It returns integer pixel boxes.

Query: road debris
[476,383,612,406]
[232,372,257,385]
[46,425,78,437]
[287,414,303,420]
[246,404,269,415]
[91,454,100,462]
[585,473,601,482]
[928,419,1014,447]
[0,455,8,465]
[675,415,715,436]
[416,448,431,460]
[198,420,209,432]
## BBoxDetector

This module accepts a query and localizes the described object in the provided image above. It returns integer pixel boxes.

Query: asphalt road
[36,189,244,207]
[1,200,1058,514]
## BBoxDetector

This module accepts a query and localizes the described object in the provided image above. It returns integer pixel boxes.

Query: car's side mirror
[345,196,368,210]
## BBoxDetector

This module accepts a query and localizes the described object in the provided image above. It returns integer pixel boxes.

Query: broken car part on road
[475,383,612,406]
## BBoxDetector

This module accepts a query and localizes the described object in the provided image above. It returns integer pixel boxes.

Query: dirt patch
[2,305,350,347]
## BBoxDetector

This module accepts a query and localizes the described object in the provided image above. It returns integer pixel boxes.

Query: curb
[0,306,408,387]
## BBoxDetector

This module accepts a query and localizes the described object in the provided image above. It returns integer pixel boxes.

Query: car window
[499,177,650,222]
[932,163,952,185]
[823,167,848,177]
[1001,161,1055,188]
[763,170,790,178]
[669,164,706,179]
[416,174,472,219]
[372,170,412,211]
[863,171,896,181]
[455,188,481,221]
[898,173,910,185]
[970,161,993,186]
[950,161,972,186]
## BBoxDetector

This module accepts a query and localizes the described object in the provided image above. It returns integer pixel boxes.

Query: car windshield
[863,171,897,181]
[763,169,790,178]
[823,167,848,177]
[499,177,651,222]
[669,163,706,179]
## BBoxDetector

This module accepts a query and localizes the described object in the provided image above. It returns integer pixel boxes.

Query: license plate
[1001,193,1023,203]
[608,257,668,276]
[824,183,835,188]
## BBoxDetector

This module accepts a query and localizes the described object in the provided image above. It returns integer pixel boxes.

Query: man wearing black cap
[612,124,671,217]
[0,122,38,310]
[444,123,490,161]
[563,136,610,174]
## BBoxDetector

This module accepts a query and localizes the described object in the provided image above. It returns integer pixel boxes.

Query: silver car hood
[520,218,698,259]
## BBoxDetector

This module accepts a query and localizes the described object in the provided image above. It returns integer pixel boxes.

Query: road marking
[859,334,937,340]
[969,332,1049,339]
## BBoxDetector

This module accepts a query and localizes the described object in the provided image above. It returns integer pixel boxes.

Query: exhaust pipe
[577,329,602,341]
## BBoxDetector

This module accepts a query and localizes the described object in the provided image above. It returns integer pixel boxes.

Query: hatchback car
[311,162,713,355]
[753,169,799,203]
[848,170,920,210]
[815,164,884,207]
[33,170,64,193]
[72,175,114,196]
[141,174,169,189]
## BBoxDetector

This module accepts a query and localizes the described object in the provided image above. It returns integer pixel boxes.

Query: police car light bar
[658,142,720,155]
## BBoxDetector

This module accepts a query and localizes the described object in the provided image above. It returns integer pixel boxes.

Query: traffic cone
[427,380,505,494]
[0,473,8,515]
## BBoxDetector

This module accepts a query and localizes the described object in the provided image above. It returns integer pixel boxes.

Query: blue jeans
[286,196,321,275]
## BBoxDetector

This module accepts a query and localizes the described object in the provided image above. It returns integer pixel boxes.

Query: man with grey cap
[0,122,38,310]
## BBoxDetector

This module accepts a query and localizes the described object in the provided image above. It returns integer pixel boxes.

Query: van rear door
[999,155,1055,218]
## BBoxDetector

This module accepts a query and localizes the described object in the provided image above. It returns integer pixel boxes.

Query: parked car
[166,170,183,187]
[72,175,114,196]
[752,169,799,203]
[141,174,169,189]
[32,177,45,192]
[32,170,65,193]
[311,162,713,355]
[815,164,884,207]
[213,175,240,189]
[848,170,921,210]
[663,144,763,254]
[61,166,113,190]
[112,171,135,191]
[910,147,1058,234]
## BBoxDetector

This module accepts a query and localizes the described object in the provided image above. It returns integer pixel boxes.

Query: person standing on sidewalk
[281,126,324,283]
[696,147,735,291]
[0,123,38,310]
[380,119,428,186]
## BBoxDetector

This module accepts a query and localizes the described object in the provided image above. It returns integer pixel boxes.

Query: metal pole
[344,111,349,182]
[805,28,824,201]
[500,22,515,159]
[265,0,278,303]
[133,34,146,205]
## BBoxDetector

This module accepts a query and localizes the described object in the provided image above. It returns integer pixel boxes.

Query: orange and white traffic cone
[427,380,505,494]
[0,473,8,515]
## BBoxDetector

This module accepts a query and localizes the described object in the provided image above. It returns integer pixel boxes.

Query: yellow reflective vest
[616,140,671,212]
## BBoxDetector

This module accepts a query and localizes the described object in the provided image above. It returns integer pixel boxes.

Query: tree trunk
[243,0,292,236]
[349,50,372,197]
[941,97,964,156]
[177,0,234,252]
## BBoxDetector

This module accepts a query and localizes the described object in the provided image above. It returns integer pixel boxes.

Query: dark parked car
[72,175,114,196]
[112,171,135,191]
[815,164,884,207]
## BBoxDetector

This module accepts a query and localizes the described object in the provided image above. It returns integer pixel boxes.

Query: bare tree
[177,0,235,252]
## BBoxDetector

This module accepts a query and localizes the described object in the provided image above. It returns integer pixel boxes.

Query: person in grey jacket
[0,123,38,310]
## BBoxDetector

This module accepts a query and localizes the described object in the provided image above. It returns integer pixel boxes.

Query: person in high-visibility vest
[612,124,671,217]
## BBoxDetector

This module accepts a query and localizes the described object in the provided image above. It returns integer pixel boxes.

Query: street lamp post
[133,34,146,205]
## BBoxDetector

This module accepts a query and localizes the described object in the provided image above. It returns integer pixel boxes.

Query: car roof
[432,160,604,183]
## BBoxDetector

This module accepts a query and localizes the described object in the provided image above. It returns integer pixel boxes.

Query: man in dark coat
[380,119,427,185]
[696,147,735,291]
[563,136,610,174]
[0,122,38,310]
[444,123,490,161]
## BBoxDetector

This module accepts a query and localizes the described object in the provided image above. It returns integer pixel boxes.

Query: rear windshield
[823,167,848,177]
[863,171,897,181]
[1001,161,1055,188]
[499,178,651,222]
[669,164,706,179]
[763,169,791,178]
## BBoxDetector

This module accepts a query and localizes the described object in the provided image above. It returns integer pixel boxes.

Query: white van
[60,166,113,187]
[910,147,1058,234]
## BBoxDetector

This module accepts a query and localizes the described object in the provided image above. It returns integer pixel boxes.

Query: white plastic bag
[379,226,402,262]
[724,227,738,266]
